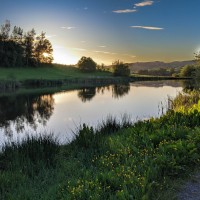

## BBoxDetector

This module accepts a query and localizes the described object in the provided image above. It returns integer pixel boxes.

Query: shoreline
[0,76,191,92]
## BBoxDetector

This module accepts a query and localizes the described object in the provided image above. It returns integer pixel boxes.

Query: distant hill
[128,60,195,72]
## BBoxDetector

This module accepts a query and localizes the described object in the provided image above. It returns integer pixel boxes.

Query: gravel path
[178,173,200,200]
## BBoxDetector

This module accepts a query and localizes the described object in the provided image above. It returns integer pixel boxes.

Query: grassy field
[0,64,112,81]
[0,90,200,199]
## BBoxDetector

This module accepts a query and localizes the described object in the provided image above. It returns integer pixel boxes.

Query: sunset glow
[1,0,200,64]
[53,47,78,65]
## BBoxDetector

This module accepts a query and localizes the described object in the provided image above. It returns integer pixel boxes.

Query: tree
[77,56,96,72]
[23,28,36,66]
[0,21,54,67]
[0,20,10,40]
[11,26,23,43]
[112,60,130,77]
[195,51,200,65]
[180,65,196,77]
[35,32,53,64]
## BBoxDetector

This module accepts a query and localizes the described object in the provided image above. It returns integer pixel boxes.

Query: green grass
[0,91,200,199]
[0,64,112,81]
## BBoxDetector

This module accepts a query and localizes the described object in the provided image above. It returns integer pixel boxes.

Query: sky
[1,0,200,65]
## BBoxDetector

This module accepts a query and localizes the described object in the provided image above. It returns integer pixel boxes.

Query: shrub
[112,60,130,77]
[77,56,96,72]
[179,65,196,77]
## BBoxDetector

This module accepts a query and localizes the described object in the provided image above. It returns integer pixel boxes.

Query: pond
[0,80,190,145]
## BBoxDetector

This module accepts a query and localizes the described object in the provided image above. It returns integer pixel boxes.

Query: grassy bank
[0,65,190,91]
[0,64,133,90]
[0,64,112,81]
[0,91,200,199]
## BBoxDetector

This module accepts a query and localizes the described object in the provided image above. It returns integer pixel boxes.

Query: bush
[180,65,196,77]
[112,60,130,77]
[77,56,96,72]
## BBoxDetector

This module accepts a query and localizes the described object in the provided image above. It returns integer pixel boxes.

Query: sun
[53,46,78,65]
[43,52,49,57]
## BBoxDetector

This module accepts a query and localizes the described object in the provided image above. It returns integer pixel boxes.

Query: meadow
[0,90,200,199]
[0,64,112,81]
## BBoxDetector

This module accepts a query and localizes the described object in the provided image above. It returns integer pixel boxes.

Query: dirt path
[178,173,200,200]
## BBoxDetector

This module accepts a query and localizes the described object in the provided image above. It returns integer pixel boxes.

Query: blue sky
[1,0,200,64]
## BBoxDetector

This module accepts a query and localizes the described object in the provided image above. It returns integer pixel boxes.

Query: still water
[0,81,186,145]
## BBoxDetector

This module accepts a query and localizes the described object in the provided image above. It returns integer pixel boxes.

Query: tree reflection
[112,84,130,99]
[0,94,54,136]
[77,88,96,102]
[77,84,131,102]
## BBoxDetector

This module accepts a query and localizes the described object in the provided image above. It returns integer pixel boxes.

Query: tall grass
[0,134,59,175]
[72,114,132,148]
[169,90,200,111]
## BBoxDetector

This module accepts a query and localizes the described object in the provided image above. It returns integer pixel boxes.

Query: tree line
[0,20,53,67]
[77,56,130,76]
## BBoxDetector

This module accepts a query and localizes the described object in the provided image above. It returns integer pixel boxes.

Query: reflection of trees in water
[77,88,96,102]
[77,84,131,102]
[96,85,111,95]
[0,94,54,136]
[112,84,130,99]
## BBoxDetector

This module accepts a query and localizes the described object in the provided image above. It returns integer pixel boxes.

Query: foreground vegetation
[0,89,200,199]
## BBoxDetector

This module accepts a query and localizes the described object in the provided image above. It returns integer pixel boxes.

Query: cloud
[124,54,136,58]
[61,26,76,30]
[46,35,56,38]
[73,48,86,51]
[98,45,106,48]
[94,51,116,55]
[130,26,163,30]
[113,9,137,13]
[134,1,154,7]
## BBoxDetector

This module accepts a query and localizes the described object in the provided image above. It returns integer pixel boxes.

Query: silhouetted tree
[112,60,130,77]
[23,28,36,66]
[35,32,53,64]
[0,20,10,40]
[0,22,24,67]
[0,21,54,67]
[77,56,96,72]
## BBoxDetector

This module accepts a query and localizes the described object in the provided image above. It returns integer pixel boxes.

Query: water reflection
[77,84,130,102]
[0,94,54,137]
[112,84,130,99]
[0,84,131,137]
[77,88,96,102]
[0,81,195,143]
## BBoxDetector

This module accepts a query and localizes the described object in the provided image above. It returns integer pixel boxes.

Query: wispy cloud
[134,1,154,7]
[73,48,86,51]
[124,54,136,58]
[130,26,163,30]
[46,35,56,38]
[98,45,106,48]
[61,26,76,30]
[94,50,116,55]
[113,9,137,13]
